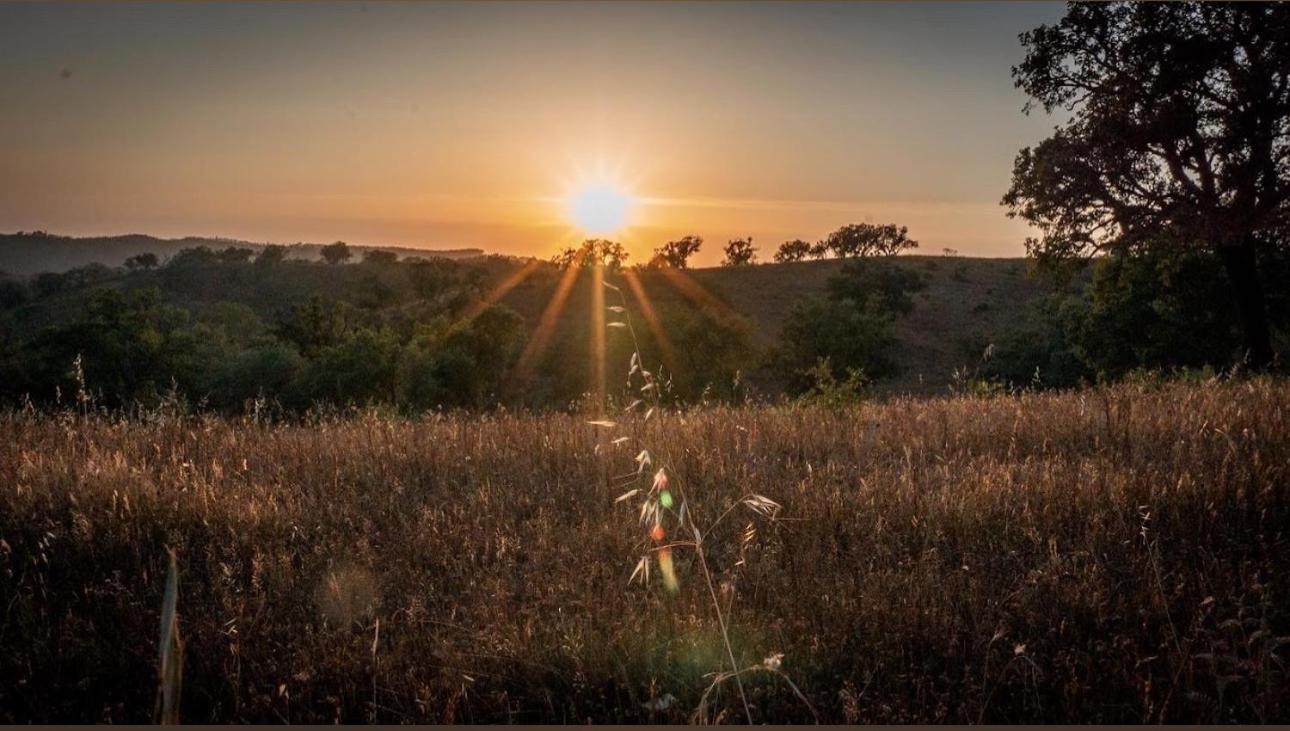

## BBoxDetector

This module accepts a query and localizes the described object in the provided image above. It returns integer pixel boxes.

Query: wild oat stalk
[155,547,183,725]
[600,278,808,724]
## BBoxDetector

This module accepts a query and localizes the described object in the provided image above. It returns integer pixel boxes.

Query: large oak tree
[1003,3,1290,368]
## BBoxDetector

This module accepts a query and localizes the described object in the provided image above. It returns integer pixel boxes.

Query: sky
[0,1,1066,265]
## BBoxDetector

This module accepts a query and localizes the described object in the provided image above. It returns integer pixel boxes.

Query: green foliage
[1067,249,1243,378]
[124,252,158,271]
[255,244,287,266]
[826,260,927,317]
[774,261,927,393]
[363,249,399,265]
[776,299,898,392]
[796,357,867,409]
[0,278,28,309]
[26,288,188,406]
[320,241,352,265]
[975,294,1091,390]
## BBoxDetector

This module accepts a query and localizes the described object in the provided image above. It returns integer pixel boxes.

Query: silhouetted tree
[652,235,703,268]
[320,241,352,265]
[255,244,287,266]
[363,249,398,265]
[1003,3,1290,369]
[819,223,918,258]
[551,239,629,272]
[124,252,158,271]
[0,279,27,309]
[774,239,813,262]
[217,247,254,265]
[722,238,757,266]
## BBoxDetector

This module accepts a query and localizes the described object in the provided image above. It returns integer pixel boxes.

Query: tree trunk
[1217,241,1274,370]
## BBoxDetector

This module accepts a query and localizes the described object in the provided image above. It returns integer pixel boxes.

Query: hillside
[0,231,483,276]
[684,256,1056,395]
[1,250,1065,401]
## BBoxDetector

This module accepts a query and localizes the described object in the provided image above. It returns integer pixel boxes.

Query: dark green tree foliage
[1003,3,1290,368]
[1070,249,1272,378]
[302,327,404,405]
[363,249,398,265]
[320,241,352,265]
[217,247,254,265]
[826,260,927,317]
[979,248,1290,388]
[273,295,349,358]
[0,278,28,309]
[775,261,927,392]
[974,295,1092,390]
[26,288,187,406]
[255,244,288,266]
[0,248,534,413]
[124,252,158,271]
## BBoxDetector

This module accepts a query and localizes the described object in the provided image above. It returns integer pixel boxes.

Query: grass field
[2,377,1287,723]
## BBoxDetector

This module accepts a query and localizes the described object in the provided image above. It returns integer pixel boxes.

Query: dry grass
[1,378,1287,722]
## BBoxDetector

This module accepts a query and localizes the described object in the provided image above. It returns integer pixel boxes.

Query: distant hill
[0,231,484,276]
[0,243,1065,400]
[491,255,1059,397]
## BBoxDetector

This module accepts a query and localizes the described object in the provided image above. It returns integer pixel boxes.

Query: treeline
[969,247,1290,391]
[0,238,1285,415]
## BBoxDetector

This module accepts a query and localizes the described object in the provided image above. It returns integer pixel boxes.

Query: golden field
[1,378,1287,723]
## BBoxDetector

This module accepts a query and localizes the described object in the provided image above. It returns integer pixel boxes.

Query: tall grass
[0,378,1287,722]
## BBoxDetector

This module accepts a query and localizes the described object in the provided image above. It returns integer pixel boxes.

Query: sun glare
[567,182,634,235]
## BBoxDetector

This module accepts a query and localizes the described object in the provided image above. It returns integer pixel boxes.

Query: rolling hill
[0,231,483,276]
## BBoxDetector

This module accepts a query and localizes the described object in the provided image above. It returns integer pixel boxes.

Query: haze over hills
[0,231,484,276]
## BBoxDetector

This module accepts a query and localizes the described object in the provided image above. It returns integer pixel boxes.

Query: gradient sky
[0,1,1066,265]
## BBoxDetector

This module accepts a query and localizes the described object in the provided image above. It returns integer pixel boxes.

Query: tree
[255,244,287,266]
[773,260,926,392]
[774,239,813,262]
[320,241,352,265]
[217,247,254,265]
[363,249,398,265]
[1003,3,1290,369]
[818,223,918,258]
[826,260,928,317]
[551,239,629,272]
[721,237,757,266]
[124,252,158,271]
[652,235,703,268]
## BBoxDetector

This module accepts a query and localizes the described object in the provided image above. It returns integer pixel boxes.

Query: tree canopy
[1003,2,1290,367]
[721,238,757,266]
[816,223,918,258]
[651,236,703,268]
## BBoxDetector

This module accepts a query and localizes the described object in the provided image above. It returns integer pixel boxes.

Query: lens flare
[658,547,679,593]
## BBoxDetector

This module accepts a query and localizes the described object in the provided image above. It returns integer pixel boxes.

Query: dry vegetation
[1,378,1288,722]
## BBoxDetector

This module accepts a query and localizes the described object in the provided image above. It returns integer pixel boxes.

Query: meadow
[2,377,1287,723]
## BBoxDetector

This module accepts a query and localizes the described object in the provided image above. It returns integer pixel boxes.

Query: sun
[567,182,635,235]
